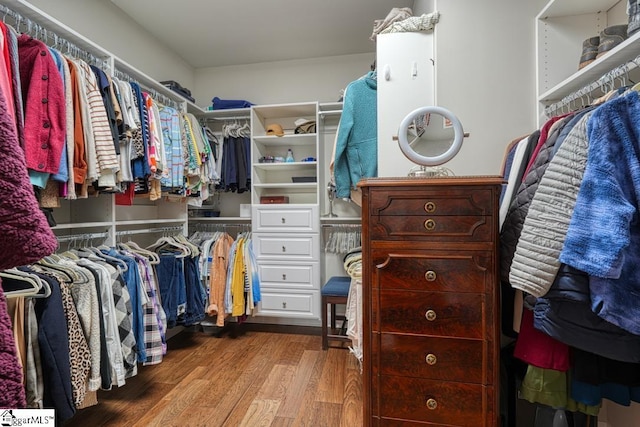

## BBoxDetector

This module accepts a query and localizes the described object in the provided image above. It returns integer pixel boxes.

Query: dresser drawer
[258,290,318,319]
[370,187,494,217]
[253,233,319,260]
[370,214,493,242]
[253,205,318,233]
[372,249,493,293]
[374,376,494,426]
[373,289,484,339]
[258,262,319,290]
[373,334,484,383]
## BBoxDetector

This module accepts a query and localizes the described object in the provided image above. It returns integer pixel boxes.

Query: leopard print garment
[58,282,92,408]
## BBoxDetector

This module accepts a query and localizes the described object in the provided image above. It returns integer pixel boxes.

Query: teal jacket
[334,72,377,198]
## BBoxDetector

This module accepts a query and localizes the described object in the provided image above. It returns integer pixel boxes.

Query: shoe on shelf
[578,36,600,69]
[596,24,628,59]
[629,0,640,38]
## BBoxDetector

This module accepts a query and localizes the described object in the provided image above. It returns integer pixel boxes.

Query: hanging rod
[114,225,184,237]
[113,68,179,110]
[544,54,640,117]
[207,115,251,121]
[321,223,362,228]
[56,231,110,243]
[0,4,109,68]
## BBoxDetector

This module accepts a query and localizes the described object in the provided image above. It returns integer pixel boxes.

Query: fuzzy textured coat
[561,90,640,335]
[0,85,57,408]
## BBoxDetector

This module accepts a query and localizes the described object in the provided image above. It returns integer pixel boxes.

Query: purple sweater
[0,85,57,408]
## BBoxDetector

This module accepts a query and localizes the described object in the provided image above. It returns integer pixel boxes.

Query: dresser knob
[426,398,438,410]
[425,270,437,282]
[424,219,436,231]
[282,302,287,309]
[425,310,437,321]
[424,201,436,213]
[282,246,286,252]
[425,354,437,365]
[281,217,286,224]
[282,274,287,280]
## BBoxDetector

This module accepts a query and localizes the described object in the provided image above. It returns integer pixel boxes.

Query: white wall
[409,0,548,176]
[25,0,194,89]
[193,53,374,108]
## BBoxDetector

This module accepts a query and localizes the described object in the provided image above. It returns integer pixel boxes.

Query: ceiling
[109,0,414,69]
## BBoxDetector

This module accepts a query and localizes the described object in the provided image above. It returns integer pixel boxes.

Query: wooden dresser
[359,176,502,426]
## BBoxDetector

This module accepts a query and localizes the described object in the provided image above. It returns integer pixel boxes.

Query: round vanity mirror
[397,106,465,168]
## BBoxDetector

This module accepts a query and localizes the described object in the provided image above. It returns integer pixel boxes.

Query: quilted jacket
[509,110,593,297]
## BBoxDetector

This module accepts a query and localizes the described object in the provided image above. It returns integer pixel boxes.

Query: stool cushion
[321,276,351,297]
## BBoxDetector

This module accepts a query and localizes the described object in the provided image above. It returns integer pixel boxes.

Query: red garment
[514,308,570,371]
[522,113,571,178]
[17,34,66,175]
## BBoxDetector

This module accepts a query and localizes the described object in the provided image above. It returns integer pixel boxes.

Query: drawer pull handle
[282,274,287,280]
[425,271,437,282]
[426,398,438,410]
[425,354,437,365]
[424,201,436,213]
[424,219,436,231]
[425,310,437,321]
[282,246,286,252]
[282,302,287,309]
[281,217,286,224]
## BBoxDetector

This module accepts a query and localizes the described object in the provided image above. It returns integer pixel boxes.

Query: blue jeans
[156,254,185,328]
[183,256,206,326]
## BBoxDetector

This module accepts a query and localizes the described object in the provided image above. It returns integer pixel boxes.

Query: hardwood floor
[62,325,362,427]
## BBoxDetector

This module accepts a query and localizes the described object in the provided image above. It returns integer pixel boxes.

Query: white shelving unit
[535,2,640,425]
[250,102,322,323]
[535,0,632,119]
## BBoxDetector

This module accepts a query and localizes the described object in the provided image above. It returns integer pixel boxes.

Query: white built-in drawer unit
[258,262,319,290]
[253,233,319,260]
[253,205,318,233]
[251,102,321,323]
[259,291,319,318]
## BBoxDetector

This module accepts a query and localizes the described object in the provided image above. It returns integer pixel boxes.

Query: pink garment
[514,308,570,371]
[17,34,66,175]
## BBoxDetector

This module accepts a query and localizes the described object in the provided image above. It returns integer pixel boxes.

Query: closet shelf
[188,217,252,222]
[200,108,251,120]
[113,57,186,106]
[253,183,317,191]
[116,219,187,226]
[538,30,640,105]
[538,0,618,18]
[253,134,316,145]
[253,162,317,171]
[52,221,112,230]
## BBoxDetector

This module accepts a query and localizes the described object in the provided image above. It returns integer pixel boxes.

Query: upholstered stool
[321,276,351,350]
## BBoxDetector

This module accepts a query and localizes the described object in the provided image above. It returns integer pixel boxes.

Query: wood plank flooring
[62,326,362,427]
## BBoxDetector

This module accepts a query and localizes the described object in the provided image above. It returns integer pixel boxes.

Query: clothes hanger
[10,269,51,298]
[0,270,41,298]
[119,241,161,265]
[147,236,191,258]
[38,256,85,283]
[82,246,130,272]
[173,234,200,257]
